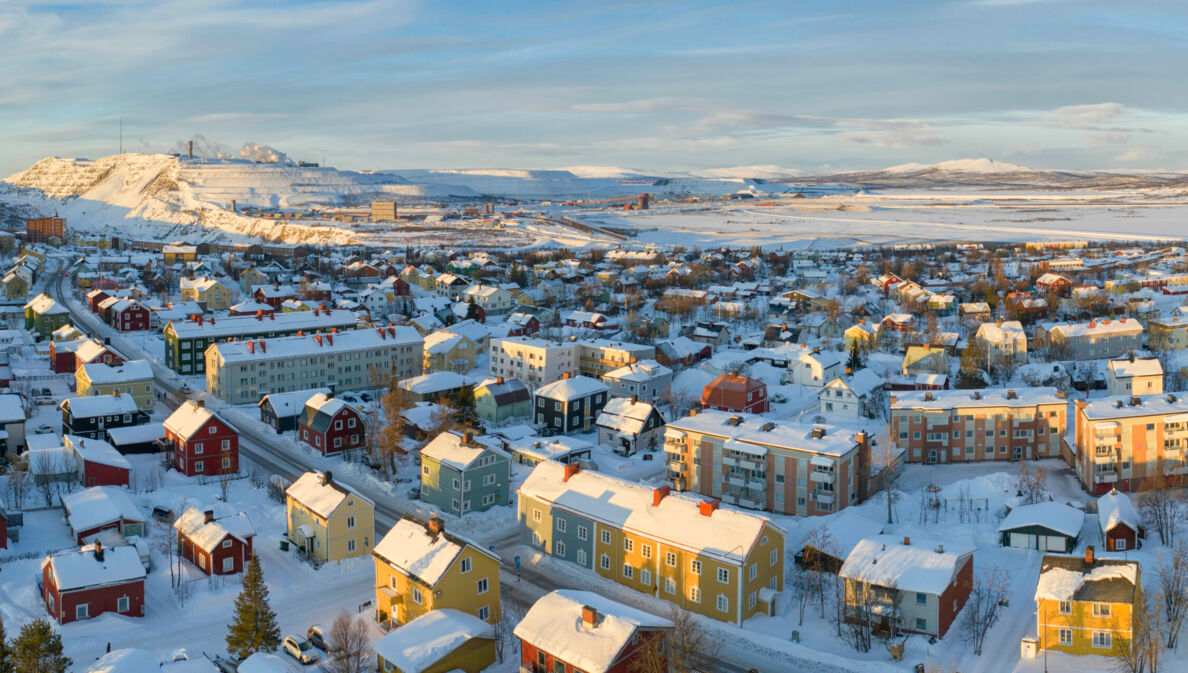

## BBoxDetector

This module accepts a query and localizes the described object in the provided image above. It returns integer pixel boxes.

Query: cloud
[182,112,287,124]
[571,97,708,114]
[1050,102,1127,125]
[1116,146,1158,163]
[838,128,947,148]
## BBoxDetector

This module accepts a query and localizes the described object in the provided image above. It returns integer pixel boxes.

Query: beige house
[286,471,375,563]
[1048,319,1143,360]
[1106,357,1163,396]
[975,320,1027,365]
[423,330,477,374]
[488,337,578,389]
[76,360,154,411]
[180,277,232,311]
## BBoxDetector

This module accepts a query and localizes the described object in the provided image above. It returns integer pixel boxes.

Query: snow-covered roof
[1080,393,1188,420]
[260,387,331,417]
[508,435,594,461]
[604,359,671,382]
[535,375,608,401]
[1098,488,1142,534]
[667,409,863,458]
[214,325,421,364]
[285,471,372,518]
[63,486,145,532]
[519,461,777,566]
[166,309,355,340]
[891,386,1063,410]
[397,371,474,395]
[42,544,145,592]
[421,431,509,471]
[25,293,68,315]
[65,435,132,470]
[513,590,673,673]
[85,649,159,673]
[595,397,660,436]
[423,330,468,354]
[60,393,140,418]
[163,401,219,440]
[372,609,494,673]
[1050,318,1143,338]
[80,359,153,385]
[173,507,255,552]
[1035,557,1139,602]
[1107,358,1162,378]
[825,369,884,397]
[997,501,1084,538]
[373,516,496,588]
[839,535,974,595]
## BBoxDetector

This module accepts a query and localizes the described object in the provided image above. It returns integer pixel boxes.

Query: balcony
[810,470,835,484]
[723,452,765,471]
[668,461,688,473]
[722,493,763,510]
[663,441,685,455]
[812,490,835,505]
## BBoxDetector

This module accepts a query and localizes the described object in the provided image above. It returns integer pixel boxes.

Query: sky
[2,0,1188,176]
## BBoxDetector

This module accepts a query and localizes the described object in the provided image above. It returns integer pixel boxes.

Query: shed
[997,501,1084,552]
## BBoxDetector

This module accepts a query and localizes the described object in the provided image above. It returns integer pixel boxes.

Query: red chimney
[315,334,323,346]
[1085,545,1095,564]
[204,510,215,523]
[698,500,719,517]
[258,340,265,353]
[581,605,598,627]
[903,536,911,546]
[652,486,670,506]
[428,516,444,536]
[326,334,333,346]
[563,463,581,482]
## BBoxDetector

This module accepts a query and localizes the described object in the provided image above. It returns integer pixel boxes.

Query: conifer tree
[847,341,863,372]
[226,555,281,660]
[11,619,69,673]
[0,615,12,673]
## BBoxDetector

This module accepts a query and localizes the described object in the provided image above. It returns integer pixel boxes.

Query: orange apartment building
[1072,393,1188,494]
[891,387,1067,464]
[27,216,66,244]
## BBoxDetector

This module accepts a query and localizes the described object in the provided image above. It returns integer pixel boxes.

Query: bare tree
[217,445,236,502]
[1016,461,1048,506]
[5,467,28,508]
[1139,461,1186,546]
[801,525,837,618]
[493,593,526,664]
[31,453,58,506]
[787,565,812,626]
[873,440,900,524]
[630,606,721,673]
[326,611,370,673]
[839,579,875,653]
[1157,542,1188,648]
[153,520,178,589]
[1113,595,1164,673]
[963,567,1010,655]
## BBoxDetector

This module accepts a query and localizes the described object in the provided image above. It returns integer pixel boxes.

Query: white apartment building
[1048,318,1143,361]
[786,348,844,387]
[575,339,656,378]
[975,320,1028,365]
[488,337,578,389]
[206,326,423,404]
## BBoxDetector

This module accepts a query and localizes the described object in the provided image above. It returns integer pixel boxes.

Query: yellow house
[401,265,437,292]
[844,322,876,352]
[285,471,375,564]
[518,461,785,626]
[76,359,154,411]
[372,515,501,629]
[180,277,232,311]
[372,609,495,673]
[1149,318,1188,350]
[1035,549,1140,657]
[422,330,477,374]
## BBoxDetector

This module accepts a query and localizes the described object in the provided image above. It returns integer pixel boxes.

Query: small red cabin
[163,400,239,477]
[173,508,255,575]
[701,373,768,414]
[41,544,145,624]
[299,393,365,456]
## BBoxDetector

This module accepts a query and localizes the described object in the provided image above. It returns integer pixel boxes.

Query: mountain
[882,158,1032,174]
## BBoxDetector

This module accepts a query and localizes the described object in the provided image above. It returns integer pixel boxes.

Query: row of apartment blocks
[164,308,357,375]
[488,336,654,388]
[1072,393,1188,494]
[890,387,1068,464]
[664,409,870,516]
[518,460,785,627]
[206,326,423,404]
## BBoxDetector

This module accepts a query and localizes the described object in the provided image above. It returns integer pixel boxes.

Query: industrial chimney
[188,140,193,159]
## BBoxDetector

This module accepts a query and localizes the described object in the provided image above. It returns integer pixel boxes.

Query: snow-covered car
[282,635,319,665]
[307,624,327,651]
[408,486,421,500]
[177,383,192,395]
[34,424,53,434]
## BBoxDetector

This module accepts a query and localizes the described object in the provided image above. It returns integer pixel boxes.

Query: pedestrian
[106,642,111,653]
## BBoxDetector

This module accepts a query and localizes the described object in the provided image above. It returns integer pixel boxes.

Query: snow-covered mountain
[882,158,1032,174]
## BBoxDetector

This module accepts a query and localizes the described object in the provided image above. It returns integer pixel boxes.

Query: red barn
[66,435,132,487]
[41,544,146,624]
[86,289,112,313]
[173,508,256,575]
[514,591,673,673]
[701,373,768,414]
[163,400,239,477]
[1098,488,1144,552]
[299,393,364,456]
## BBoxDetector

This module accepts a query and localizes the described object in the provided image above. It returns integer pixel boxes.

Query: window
[1093,603,1111,617]
[222,456,231,468]
[624,538,634,553]
[748,592,757,609]
[716,594,729,612]
[194,443,204,454]
[556,541,566,556]
[915,618,927,631]
[1093,632,1111,649]
[422,466,430,475]
[478,605,490,621]
[577,549,587,566]
[194,460,204,473]
[477,578,489,594]
[553,661,567,673]
[690,586,701,603]
[666,551,677,567]
[209,425,217,434]
[533,509,542,522]
[347,539,356,553]
[623,564,634,579]
[556,518,566,532]
[916,592,927,605]
[222,539,232,549]
[222,557,234,572]
[1116,539,1127,551]
[76,604,89,620]
[412,588,423,605]
[221,439,231,450]
[117,596,129,613]
[665,577,676,594]
[600,553,610,570]
[770,549,778,566]
[460,557,472,574]
[1059,629,1073,646]
[601,530,611,544]
[642,569,652,586]
[717,567,730,583]
[1058,601,1071,615]
[691,559,701,575]
[577,525,588,541]
[346,516,356,529]
[642,544,652,559]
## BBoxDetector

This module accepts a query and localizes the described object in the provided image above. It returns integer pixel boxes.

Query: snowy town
[0,208,1184,673]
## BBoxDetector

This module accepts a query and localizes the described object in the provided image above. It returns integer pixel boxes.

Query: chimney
[563,463,581,482]
[903,536,911,546]
[204,509,215,524]
[259,340,265,352]
[1085,545,1095,565]
[562,372,571,379]
[188,140,193,159]
[428,516,444,537]
[630,394,638,405]
[321,470,333,486]
[462,432,473,444]
[1007,389,1017,400]
[652,486,670,506]
[496,376,504,384]
[315,334,323,346]
[326,334,333,346]
[936,544,944,554]
[196,400,205,409]
[581,605,598,628]
[698,499,720,517]
[93,543,104,562]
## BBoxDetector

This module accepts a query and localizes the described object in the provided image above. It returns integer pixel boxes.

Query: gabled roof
[60,394,140,418]
[1035,555,1139,603]
[301,393,356,433]
[1098,488,1142,534]
[595,397,662,436]
[839,535,975,595]
[371,609,493,673]
[997,501,1084,537]
[62,486,145,533]
[42,544,145,592]
[163,401,222,441]
[285,471,372,518]
[421,431,510,471]
[373,515,498,588]
[513,590,673,673]
[64,435,132,470]
[79,359,153,385]
[260,387,331,418]
[173,507,255,552]
[535,375,608,402]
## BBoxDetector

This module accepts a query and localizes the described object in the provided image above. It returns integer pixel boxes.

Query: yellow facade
[423,335,477,374]
[75,374,153,411]
[378,635,495,673]
[286,491,375,563]
[374,544,500,628]
[1037,596,1135,657]
[1149,320,1188,351]
[182,280,232,311]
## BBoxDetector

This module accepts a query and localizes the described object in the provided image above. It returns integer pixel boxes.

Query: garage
[998,501,1085,553]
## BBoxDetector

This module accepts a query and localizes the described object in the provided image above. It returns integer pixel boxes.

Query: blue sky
[2,0,1187,175]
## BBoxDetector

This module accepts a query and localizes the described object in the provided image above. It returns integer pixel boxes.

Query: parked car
[33,396,56,406]
[34,424,53,434]
[359,392,373,402]
[341,393,359,403]
[307,624,327,651]
[282,635,319,665]
[178,383,192,395]
[39,388,52,396]
[408,486,421,500]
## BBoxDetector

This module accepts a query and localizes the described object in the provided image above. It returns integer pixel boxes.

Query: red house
[1098,488,1144,552]
[41,544,146,624]
[75,338,123,372]
[254,284,297,308]
[563,310,617,330]
[65,436,132,487]
[881,313,915,333]
[514,590,673,673]
[86,289,112,313]
[391,276,411,295]
[701,373,768,414]
[62,486,146,545]
[299,393,364,456]
[505,312,541,336]
[48,338,86,374]
[108,299,150,332]
[173,508,256,575]
[163,400,239,477]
